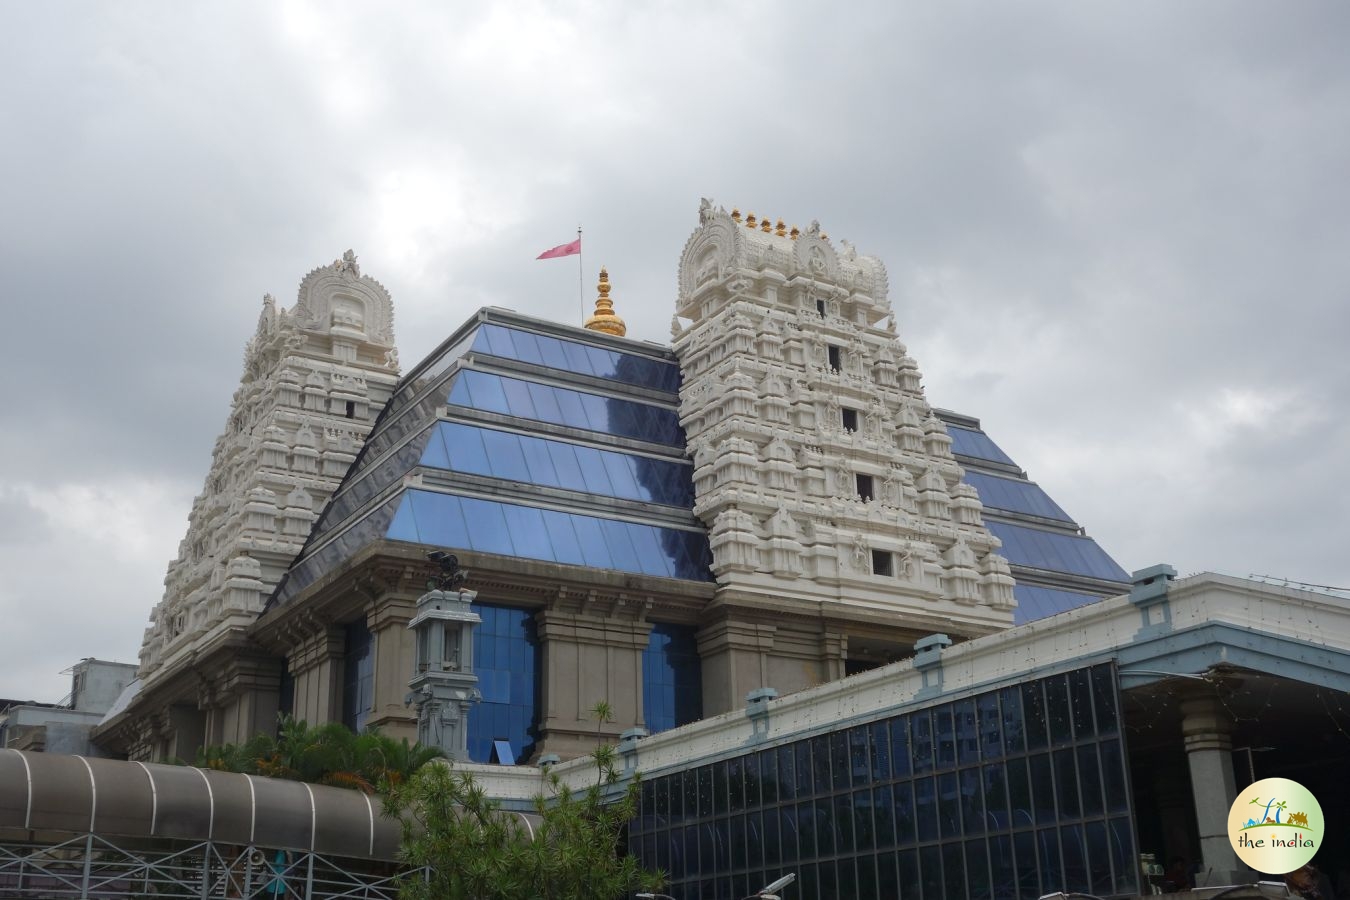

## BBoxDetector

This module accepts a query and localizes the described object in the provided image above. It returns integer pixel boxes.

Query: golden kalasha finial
[745,212,757,228]
[820,231,829,240]
[790,225,800,240]
[584,266,626,337]
[761,217,772,233]
[730,208,742,222]
[775,219,786,237]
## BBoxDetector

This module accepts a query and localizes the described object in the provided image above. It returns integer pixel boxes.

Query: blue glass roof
[386,489,713,581]
[423,422,694,508]
[448,370,685,447]
[946,425,1016,466]
[962,471,1073,523]
[986,520,1130,582]
[1013,584,1110,625]
[472,323,680,392]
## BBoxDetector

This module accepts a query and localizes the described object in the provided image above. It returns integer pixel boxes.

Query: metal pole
[82,832,94,897]
[577,225,584,323]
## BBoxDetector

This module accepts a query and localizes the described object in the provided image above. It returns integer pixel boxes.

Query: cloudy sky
[3,2,1347,702]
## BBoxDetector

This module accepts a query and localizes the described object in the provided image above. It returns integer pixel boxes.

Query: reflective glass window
[1091,665,1119,734]
[1044,675,1073,746]
[386,489,712,580]
[470,323,681,391]
[466,603,538,764]
[945,425,1016,465]
[1012,585,1105,625]
[644,623,702,733]
[963,471,1073,522]
[967,838,992,900]
[986,521,1129,582]
[448,371,684,446]
[341,619,374,733]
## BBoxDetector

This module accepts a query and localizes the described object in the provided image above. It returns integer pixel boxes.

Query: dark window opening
[827,345,842,371]
[872,548,893,576]
[816,299,827,316]
[842,408,859,432]
[856,474,875,501]
[345,400,356,418]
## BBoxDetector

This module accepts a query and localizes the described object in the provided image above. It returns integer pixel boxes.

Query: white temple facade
[126,251,400,758]
[672,204,1015,710]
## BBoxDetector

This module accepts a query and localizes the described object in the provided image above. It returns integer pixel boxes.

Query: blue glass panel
[420,424,450,470]
[569,514,614,569]
[946,425,1016,465]
[526,382,563,422]
[500,503,554,562]
[536,333,571,370]
[386,490,712,580]
[627,524,674,578]
[499,376,537,419]
[599,518,642,573]
[460,370,511,414]
[467,603,538,764]
[468,322,681,390]
[341,619,374,733]
[1013,585,1106,624]
[478,428,530,482]
[576,445,617,495]
[561,340,597,377]
[408,490,471,549]
[987,521,1129,582]
[552,385,589,426]
[386,494,420,543]
[458,496,514,556]
[442,422,490,474]
[545,439,585,489]
[604,452,642,498]
[518,433,560,485]
[963,471,1073,522]
[508,328,544,365]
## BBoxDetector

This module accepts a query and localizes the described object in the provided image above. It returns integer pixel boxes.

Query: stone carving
[672,206,1011,629]
[135,254,403,683]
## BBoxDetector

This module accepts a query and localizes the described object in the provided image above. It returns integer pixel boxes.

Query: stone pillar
[368,595,417,740]
[536,607,651,759]
[407,589,481,761]
[697,618,776,716]
[288,627,345,725]
[1181,696,1243,885]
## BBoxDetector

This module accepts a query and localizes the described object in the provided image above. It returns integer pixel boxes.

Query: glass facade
[467,603,539,764]
[448,370,685,447]
[963,472,1073,523]
[985,522,1129,583]
[385,489,714,581]
[341,619,374,733]
[629,664,1136,900]
[643,623,703,733]
[945,426,1017,466]
[422,421,695,508]
[472,323,682,392]
[1013,585,1109,625]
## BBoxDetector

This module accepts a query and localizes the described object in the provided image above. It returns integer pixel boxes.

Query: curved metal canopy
[0,749,405,859]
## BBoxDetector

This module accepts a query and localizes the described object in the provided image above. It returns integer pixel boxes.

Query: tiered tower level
[138,252,401,688]
[672,203,1016,648]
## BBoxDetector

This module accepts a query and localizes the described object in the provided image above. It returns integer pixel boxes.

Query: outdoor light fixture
[747,872,796,899]
[635,893,676,900]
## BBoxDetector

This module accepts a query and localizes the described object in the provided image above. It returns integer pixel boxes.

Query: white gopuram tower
[673,202,1015,712]
[126,251,401,758]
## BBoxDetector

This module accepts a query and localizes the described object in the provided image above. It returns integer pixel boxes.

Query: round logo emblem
[1228,777,1324,874]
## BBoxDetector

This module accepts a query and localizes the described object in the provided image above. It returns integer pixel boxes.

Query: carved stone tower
[673,202,1015,712]
[129,251,401,757]
[408,586,482,761]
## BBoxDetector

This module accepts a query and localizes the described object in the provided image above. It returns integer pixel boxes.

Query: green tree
[196,716,444,793]
[383,703,662,900]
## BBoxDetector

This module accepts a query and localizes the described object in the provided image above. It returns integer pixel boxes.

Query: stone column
[1181,695,1243,885]
[368,595,417,740]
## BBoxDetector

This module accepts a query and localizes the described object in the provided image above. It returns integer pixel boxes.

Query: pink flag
[537,237,582,260]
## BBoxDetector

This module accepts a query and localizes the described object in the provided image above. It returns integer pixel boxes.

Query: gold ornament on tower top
[584,267,626,337]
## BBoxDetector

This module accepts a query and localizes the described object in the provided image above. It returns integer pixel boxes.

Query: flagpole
[577,225,584,322]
